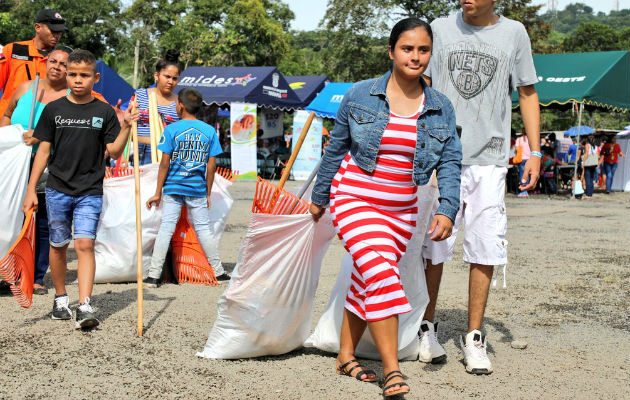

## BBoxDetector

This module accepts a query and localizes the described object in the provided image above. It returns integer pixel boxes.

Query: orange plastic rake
[252,111,315,215]
[170,168,239,286]
[0,209,36,308]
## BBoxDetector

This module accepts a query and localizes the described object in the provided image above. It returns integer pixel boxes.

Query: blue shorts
[45,188,103,247]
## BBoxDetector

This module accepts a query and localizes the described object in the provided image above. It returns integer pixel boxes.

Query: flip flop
[380,370,410,397]
[336,359,378,382]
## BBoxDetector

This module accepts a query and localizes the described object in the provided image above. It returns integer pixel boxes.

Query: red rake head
[253,177,309,215]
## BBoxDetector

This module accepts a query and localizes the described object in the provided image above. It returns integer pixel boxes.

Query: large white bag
[0,125,30,258]
[94,167,235,283]
[304,183,439,360]
[94,164,161,283]
[197,212,336,359]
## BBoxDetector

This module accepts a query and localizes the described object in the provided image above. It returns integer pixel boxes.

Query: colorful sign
[259,109,284,138]
[230,102,257,180]
[292,110,322,180]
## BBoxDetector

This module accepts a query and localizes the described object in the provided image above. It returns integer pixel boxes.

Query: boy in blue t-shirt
[144,88,227,287]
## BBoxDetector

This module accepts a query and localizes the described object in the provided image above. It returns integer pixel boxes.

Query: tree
[562,22,623,52]
[496,0,551,54]
[0,0,122,58]
[392,0,459,22]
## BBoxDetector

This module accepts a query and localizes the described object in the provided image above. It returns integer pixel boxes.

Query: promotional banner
[260,109,284,138]
[230,102,257,180]
[292,110,322,180]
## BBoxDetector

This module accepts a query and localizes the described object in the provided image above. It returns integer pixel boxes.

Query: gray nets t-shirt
[426,12,538,166]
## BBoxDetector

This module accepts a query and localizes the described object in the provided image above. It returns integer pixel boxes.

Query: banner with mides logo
[230,102,257,180]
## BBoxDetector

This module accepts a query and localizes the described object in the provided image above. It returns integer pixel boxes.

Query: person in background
[557,134,573,163]
[144,88,228,288]
[515,132,531,197]
[567,137,578,163]
[582,135,599,199]
[0,9,67,117]
[599,135,625,194]
[131,49,181,165]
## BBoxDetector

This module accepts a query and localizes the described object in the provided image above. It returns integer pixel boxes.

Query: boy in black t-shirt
[22,49,138,330]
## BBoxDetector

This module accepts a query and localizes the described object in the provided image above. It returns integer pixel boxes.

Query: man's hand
[519,157,541,191]
[22,189,38,213]
[428,214,453,241]
[207,195,212,209]
[146,194,161,209]
[309,203,325,222]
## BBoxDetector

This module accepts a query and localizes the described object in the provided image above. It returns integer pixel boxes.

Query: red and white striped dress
[330,99,424,322]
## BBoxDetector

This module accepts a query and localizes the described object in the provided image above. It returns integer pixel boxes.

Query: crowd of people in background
[510,129,625,198]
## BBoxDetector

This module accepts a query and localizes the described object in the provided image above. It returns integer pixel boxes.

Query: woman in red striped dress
[310,18,462,397]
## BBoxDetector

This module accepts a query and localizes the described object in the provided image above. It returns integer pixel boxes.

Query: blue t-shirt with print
[158,119,223,197]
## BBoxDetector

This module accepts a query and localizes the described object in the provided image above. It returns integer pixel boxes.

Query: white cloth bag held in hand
[305,183,439,360]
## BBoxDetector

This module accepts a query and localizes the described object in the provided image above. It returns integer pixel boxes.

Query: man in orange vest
[0,9,68,116]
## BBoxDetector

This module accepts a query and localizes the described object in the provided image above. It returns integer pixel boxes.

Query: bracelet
[530,151,542,158]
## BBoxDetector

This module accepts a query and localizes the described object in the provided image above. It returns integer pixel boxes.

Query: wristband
[530,151,542,158]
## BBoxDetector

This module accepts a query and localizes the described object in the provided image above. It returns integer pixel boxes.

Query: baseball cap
[34,9,68,32]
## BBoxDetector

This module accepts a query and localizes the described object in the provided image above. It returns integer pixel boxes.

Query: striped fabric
[330,101,424,322]
[132,88,180,138]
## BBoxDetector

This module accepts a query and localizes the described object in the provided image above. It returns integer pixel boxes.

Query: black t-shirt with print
[33,96,120,195]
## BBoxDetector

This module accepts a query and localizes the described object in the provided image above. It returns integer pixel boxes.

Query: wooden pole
[267,111,315,212]
[131,101,144,337]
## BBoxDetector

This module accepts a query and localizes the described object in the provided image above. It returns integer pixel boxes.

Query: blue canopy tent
[94,60,135,107]
[176,66,302,110]
[285,75,329,108]
[305,82,353,119]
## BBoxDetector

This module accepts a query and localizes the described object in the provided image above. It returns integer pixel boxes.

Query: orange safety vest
[0,38,48,117]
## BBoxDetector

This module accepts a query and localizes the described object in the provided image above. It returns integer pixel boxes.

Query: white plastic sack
[94,164,161,283]
[197,212,336,359]
[305,182,439,360]
[204,173,234,245]
[94,167,235,283]
[0,125,30,257]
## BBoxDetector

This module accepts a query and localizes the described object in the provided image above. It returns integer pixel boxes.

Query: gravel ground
[1,181,628,399]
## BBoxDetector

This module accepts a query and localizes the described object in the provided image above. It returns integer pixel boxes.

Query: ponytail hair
[155,49,181,74]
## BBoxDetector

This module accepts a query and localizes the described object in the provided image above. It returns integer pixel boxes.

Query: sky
[284,0,624,31]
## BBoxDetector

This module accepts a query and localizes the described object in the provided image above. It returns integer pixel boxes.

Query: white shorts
[422,165,508,266]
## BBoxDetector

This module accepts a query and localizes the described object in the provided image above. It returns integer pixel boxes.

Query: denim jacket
[311,70,462,222]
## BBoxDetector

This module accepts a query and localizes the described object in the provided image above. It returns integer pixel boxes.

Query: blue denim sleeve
[311,86,354,206]
[435,100,462,222]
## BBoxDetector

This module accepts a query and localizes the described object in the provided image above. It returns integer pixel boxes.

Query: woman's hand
[428,214,453,241]
[309,203,325,222]
[22,129,38,146]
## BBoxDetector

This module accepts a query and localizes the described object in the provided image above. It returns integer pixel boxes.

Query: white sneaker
[460,330,493,375]
[418,320,447,363]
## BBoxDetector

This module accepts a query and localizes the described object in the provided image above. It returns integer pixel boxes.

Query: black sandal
[380,370,410,397]
[336,359,378,382]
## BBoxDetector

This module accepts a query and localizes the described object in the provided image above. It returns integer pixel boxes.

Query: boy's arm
[518,84,541,191]
[146,153,171,209]
[22,141,51,213]
[206,156,217,208]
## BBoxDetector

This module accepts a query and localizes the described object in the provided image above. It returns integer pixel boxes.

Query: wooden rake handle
[266,111,315,213]
[130,100,144,337]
